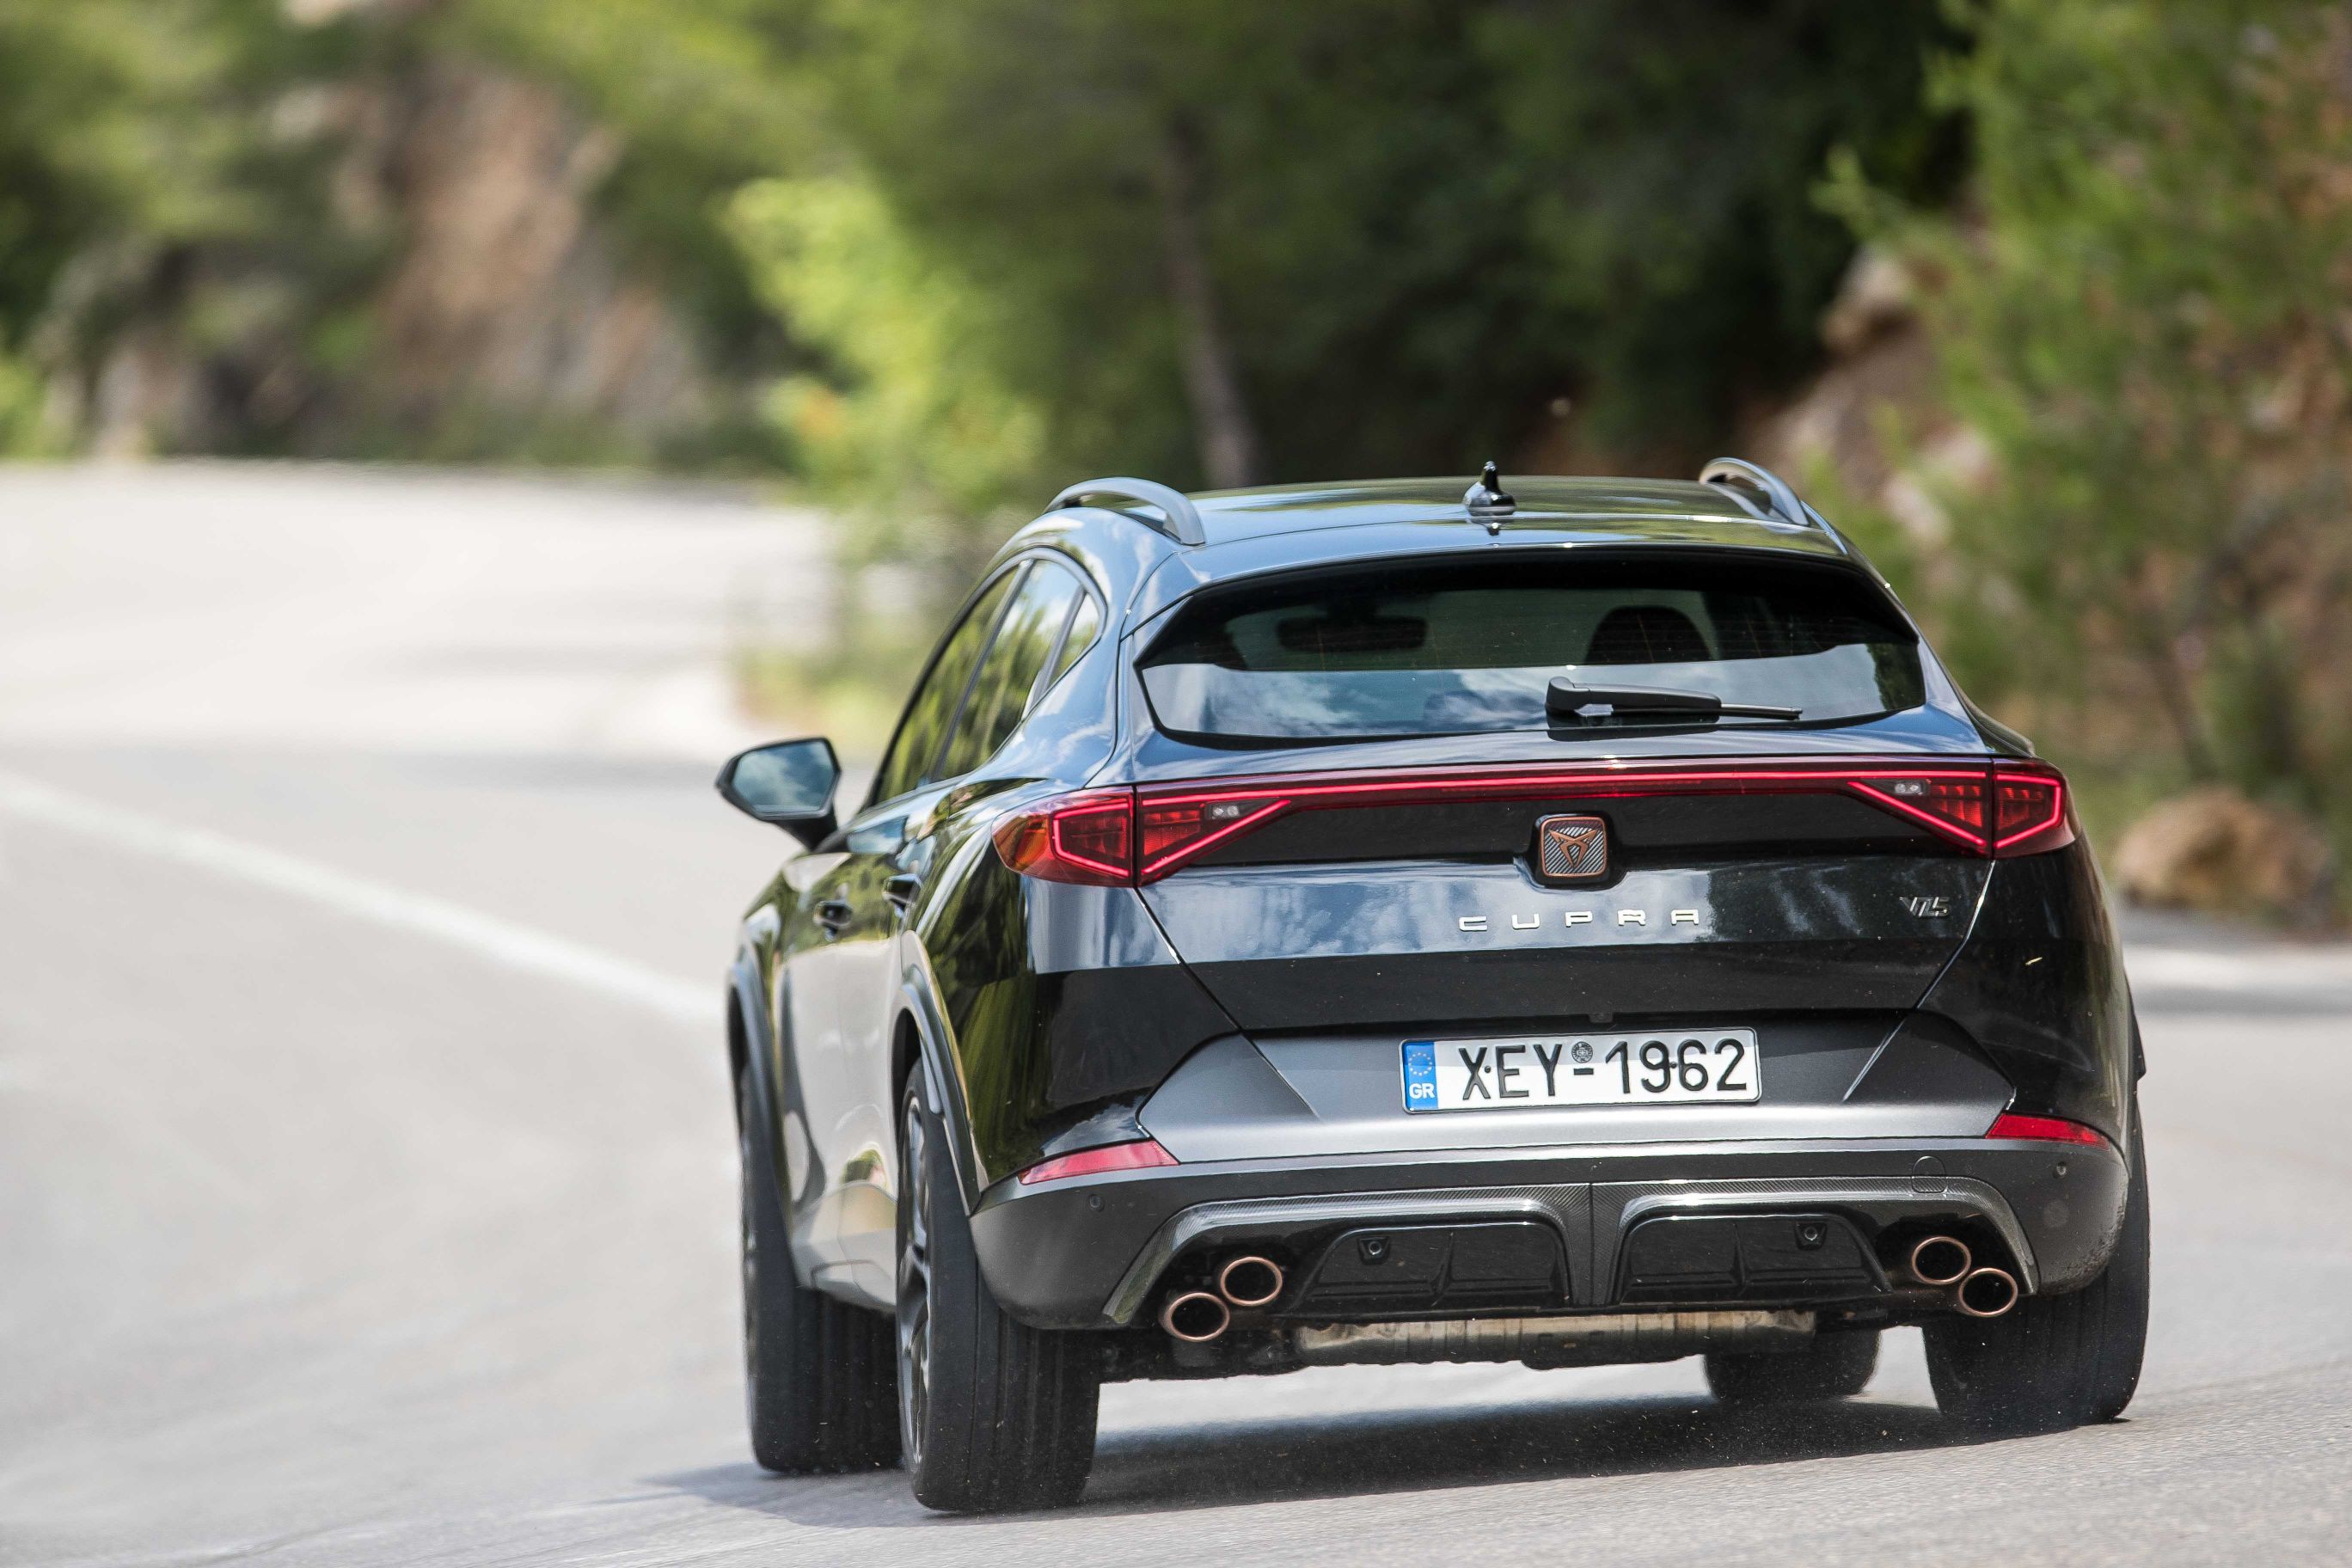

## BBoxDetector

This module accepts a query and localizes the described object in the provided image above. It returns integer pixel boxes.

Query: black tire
[1926,1108,2151,1435]
[897,1083,1099,1512]
[738,1069,898,1473]
[1706,1327,1880,1404]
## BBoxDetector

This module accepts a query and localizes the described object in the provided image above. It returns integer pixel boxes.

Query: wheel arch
[893,978,984,1214]
[731,950,824,1288]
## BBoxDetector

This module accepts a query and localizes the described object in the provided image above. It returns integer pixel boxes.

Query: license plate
[1401,1029,1761,1112]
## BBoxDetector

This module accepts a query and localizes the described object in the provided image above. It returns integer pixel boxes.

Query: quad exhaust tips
[1908,1235,1973,1288]
[1216,1255,1284,1309]
[1160,1290,1231,1342]
[1956,1265,2020,1319]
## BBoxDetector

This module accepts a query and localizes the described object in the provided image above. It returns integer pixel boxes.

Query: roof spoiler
[1698,457,1850,554]
[1049,477,1205,547]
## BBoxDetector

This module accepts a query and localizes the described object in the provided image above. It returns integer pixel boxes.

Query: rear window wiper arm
[1546,677,1801,722]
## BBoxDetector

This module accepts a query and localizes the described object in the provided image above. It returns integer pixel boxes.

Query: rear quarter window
[1136,554,1924,743]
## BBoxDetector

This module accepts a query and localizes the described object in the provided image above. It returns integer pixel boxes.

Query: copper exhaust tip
[1956,1265,2020,1319]
[1908,1235,1973,1288]
[1216,1255,1285,1309]
[1160,1289,1231,1342]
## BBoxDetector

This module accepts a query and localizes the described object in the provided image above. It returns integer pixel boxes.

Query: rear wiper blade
[1546,677,1801,722]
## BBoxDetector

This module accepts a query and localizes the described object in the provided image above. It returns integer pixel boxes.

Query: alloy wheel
[896,1095,933,1470]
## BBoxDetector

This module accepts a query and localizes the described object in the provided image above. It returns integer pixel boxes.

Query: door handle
[884,873,923,911]
[815,897,854,934]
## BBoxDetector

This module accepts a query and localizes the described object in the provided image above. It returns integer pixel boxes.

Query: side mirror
[716,738,841,848]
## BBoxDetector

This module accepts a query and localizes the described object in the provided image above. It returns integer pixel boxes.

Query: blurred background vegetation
[2,0,2343,918]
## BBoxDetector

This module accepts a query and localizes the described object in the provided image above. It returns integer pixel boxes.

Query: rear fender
[896,972,987,1216]
[1914,843,2135,1142]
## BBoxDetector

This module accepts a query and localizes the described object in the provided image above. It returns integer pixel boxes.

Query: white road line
[0,768,713,1025]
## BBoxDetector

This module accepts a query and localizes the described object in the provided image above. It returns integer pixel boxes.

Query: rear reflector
[1015,1137,1179,1185]
[1985,1112,2108,1147]
[991,756,2074,885]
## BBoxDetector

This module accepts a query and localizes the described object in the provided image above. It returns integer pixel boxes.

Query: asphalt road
[4,464,2349,1567]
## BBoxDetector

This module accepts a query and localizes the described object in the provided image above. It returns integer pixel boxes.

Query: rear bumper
[968,1135,2129,1330]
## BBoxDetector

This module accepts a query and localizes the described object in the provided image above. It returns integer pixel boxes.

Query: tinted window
[934,560,1084,780]
[872,570,1019,802]
[1137,556,1923,742]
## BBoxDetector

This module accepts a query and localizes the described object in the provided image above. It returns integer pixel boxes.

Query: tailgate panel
[1140,856,1988,1032]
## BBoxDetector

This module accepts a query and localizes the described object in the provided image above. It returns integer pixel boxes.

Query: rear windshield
[1136,555,1925,743]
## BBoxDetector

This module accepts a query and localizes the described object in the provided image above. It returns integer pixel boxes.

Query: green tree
[730,175,1049,573]
[0,0,393,453]
[1481,0,1963,454]
[0,0,248,446]
[1844,0,2352,822]
[748,0,1956,543]
[452,0,823,364]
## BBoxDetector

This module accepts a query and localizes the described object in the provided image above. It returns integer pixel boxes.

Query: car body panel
[1138,854,1991,1032]
[966,1135,2130,1329]
[720,473,2141,1345]
[1136,1016,2014,1161]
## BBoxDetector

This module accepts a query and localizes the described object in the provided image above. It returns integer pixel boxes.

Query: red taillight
[992,757,2075,885]
[1015,1137,1178,1185]
[1985,1112,2107,1147]
[1991,766,2072,855]
[992,789,1134,885]
[1847,775,1991,850]
[1138,793,1286,878]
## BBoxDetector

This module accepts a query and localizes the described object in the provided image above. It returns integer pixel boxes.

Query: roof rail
[1049,477,1205,547]
[1697,457,1851,554]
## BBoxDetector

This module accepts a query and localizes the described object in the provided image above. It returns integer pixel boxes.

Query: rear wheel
[1926,1110,2151,1434]
[738,1069,898,1473]
[1706,1327,1880,1404]
[897,1083,1099,1512]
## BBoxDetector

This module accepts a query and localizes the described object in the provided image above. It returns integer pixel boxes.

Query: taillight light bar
[991,757,2074,886]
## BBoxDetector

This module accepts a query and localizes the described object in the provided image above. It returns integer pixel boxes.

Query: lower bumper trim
[1293,1308,1816,1368]
[1102,1174,2037,1326]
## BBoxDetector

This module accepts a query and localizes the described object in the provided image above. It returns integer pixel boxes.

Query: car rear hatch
[1044,545,2063,1152]
[1116,548,2006,1022]
[1129,746,2000,1032]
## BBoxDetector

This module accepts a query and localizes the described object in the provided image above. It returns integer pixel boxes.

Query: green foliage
[0,347,53,454]
[1479,0,1965,450]
[765,0,1957,550]
[1844,0,2352,823]
[0,0,398,451]
[0,0,254,347]
[730,177,1049,573]
[450,0,822,359]
[3,0,1955,493]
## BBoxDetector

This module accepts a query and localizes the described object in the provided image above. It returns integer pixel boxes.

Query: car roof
[1137,475,1864,625]
[1186,475,1824,549]
[997,473,1872,633]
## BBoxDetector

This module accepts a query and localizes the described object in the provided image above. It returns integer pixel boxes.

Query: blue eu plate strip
[1401,1039,1438,1112]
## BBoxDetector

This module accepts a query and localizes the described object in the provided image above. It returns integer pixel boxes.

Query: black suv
[716,461,2149,1512]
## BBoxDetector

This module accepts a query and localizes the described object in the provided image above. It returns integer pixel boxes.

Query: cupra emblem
[1536,813,1610,884]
